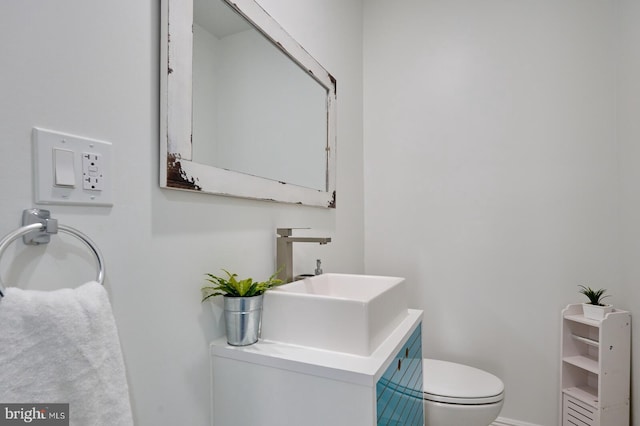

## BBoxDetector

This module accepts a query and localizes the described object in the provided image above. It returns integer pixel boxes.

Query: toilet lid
[423,359,504,405]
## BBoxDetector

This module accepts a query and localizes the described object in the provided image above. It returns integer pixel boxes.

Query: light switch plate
[53,148,76,187]
[33,127,113,206]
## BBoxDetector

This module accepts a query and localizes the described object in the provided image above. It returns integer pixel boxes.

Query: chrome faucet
[276,228,331,283]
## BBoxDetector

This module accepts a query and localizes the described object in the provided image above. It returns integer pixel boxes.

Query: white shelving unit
[560,304,630,426]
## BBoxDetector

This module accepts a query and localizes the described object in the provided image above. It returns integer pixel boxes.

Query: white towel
[0,281,134,426]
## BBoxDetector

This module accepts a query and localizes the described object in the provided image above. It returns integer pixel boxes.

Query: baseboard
[492,417,544,426]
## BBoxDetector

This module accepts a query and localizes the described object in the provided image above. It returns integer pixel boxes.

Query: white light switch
[54,148,75,187]
[33,127,113,206]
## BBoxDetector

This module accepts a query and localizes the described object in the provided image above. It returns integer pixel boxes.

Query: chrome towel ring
[0,209,105,299]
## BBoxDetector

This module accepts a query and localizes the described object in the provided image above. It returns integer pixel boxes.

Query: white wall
[618,1,640,424]
[363,1,622,424]
[0,1,363,425]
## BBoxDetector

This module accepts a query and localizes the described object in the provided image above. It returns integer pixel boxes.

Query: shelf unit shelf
[560,304,630,426]
[565,314,603,328]
[563,355,599,375]
[563,386,598,407]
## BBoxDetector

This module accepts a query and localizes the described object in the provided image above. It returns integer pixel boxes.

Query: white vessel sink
[261,273,408,356]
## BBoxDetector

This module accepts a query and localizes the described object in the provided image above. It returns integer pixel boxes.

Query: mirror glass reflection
[192,0,329,191]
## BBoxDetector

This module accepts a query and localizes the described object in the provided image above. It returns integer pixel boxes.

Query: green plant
[578,285,610,306]
[201,269,283,301]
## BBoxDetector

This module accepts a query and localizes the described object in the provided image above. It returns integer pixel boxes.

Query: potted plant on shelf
[578,285,613,320]
[202,269,283,346]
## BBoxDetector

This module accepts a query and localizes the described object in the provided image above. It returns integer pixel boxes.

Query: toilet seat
[423,359,504,405]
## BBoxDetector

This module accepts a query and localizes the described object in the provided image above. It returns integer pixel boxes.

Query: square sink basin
[261,273,408,356]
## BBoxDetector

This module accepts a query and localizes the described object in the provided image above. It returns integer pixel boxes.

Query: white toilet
[422,358,505,426]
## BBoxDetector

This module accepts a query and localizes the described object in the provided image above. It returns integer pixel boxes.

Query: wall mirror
[160,0,337,208]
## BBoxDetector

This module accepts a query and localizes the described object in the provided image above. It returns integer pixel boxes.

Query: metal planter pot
[224,294,263,346]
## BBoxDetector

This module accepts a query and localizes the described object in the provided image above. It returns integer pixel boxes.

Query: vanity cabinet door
[376,324,423,426]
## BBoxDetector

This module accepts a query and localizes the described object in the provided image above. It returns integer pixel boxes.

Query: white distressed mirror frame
[160,0,337,208]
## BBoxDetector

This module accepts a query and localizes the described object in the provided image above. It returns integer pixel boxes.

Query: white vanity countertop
[210,309,423,387]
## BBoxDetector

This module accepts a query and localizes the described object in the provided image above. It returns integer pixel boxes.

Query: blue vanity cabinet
[376,324,423,426]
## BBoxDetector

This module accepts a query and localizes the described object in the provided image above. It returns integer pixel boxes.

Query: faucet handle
[276,227,310,237]
[315,259,323,275]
